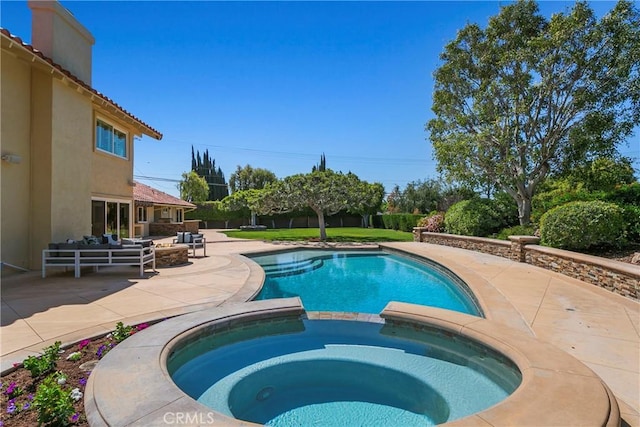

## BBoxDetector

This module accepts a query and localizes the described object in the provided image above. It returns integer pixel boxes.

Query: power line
[163,140,434,166]
[134,175,229,187]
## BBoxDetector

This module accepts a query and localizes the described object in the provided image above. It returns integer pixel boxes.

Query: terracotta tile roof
[0,28,162,140]
[133,181,196,209]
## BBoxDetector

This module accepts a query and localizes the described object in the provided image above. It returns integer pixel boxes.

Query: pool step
[263,258,324,277]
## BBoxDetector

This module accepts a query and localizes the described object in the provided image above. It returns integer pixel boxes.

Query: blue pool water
[251,250,481,316]
[169,319,521,427]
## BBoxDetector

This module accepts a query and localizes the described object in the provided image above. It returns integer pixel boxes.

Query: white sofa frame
[42,245,156,278]
[172,234,207,257]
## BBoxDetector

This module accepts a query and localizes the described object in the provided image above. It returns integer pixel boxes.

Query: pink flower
[78,339,91,350]
[136,323,149,331]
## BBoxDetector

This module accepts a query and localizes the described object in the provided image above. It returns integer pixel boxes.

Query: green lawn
[221,227,413,242]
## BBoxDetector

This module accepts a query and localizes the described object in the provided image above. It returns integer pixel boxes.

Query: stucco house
[1,1,162,271]
[133,181,197,237]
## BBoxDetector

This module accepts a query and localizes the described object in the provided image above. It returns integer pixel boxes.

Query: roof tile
[133,181,196,208]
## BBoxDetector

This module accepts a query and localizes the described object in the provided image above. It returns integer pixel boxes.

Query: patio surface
[1,229,638,425]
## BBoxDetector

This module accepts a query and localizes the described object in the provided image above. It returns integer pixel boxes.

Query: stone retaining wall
[414,230,512,259]
[413,228,639,301]
[149,220,199,236]
[525,245,639,301]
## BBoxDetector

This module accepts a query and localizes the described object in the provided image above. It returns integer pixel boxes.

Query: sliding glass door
[92,199,131,238]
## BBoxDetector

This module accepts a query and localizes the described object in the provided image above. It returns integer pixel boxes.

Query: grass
[221,227,414,242]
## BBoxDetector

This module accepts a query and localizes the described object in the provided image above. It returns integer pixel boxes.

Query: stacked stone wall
[525,246,639,301]
[149,220,199,236]
[413,228,639,301]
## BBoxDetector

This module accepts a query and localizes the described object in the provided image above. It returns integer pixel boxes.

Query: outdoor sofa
[42,235,155,278]
[173,232,206,257]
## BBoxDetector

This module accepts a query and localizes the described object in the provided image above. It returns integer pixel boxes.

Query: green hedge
[185,201,246,221]
[380,214,423,232]
[539,201,626,250]
[444,199,502,237]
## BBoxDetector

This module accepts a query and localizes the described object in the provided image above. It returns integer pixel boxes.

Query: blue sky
[2,1,637,197]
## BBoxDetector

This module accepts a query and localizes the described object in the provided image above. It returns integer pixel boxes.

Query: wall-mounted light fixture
[1,153,22,164]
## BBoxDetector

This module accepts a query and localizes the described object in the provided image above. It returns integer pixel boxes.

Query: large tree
[191,146,229,201]
[228,164,277,193]
[178,171,209,203]
[255,170,380,240]
[427,0,639,225]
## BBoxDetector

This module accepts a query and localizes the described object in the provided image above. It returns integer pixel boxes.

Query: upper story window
[96,118,127,158]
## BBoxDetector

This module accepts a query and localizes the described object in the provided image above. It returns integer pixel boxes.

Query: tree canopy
[255,170,383,240]
[228,164,277,193]
[178,171,209,203]
[427,0,640,225]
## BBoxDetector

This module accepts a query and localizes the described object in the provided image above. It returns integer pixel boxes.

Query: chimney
[28,1,95,85]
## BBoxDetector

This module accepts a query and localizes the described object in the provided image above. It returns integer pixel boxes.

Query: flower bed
[0,322,150,427]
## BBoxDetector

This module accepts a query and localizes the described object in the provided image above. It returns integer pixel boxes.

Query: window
[175,208,183,223]
[137,206,148,223]
[96,118,127,158]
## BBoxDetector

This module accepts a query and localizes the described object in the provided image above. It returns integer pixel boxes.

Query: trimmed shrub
[417,212,445,232]
[620,204,640,243]
[496,225,536,240]
[444,199,502,237]
[380,214,422,231]
[539,201,626,250]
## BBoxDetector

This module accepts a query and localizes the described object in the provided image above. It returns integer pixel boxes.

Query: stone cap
[508,235,540,244]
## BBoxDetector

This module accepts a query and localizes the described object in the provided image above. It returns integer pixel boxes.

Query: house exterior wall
[1,50,33,269]
[1,2,159,271]
[49,80,93,240]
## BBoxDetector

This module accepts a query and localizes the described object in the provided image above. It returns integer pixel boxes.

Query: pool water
[251,250,481,315]
[169,319,521,427]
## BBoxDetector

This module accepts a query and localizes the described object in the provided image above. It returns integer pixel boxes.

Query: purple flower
[28,393,34,401]
[96,344,107,358]
[22,402,30,410]
[4,382,16,396]
[79,378,87,387]
[71,412,80,422]
[6,400,16,414]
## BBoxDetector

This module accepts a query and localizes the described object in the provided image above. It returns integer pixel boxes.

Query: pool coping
[85,298,620,426]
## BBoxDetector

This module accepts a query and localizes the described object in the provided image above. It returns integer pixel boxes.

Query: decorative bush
[496,225,537,240]
[444,199,502,237]
[539,201,626,250]
[620,204,640,243]
[417,212,445,232]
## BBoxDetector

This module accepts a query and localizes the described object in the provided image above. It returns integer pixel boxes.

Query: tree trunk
[250,211,257,226]
[362,214,370,228]
[317,210,327,241]
[517,196,532,225]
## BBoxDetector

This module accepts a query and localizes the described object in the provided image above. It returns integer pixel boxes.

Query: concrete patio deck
[1,230,638,425]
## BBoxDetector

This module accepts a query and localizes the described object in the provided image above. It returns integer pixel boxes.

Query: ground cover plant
[0,322,149,427]
[221,227,413,242]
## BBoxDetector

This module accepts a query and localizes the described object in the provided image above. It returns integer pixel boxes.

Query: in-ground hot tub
[169,316,520,426]
[85,298,620,426]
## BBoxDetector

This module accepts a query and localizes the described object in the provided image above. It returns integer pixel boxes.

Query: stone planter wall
[525,245,639,301]
[149,220,199,237]
[413,228,639,301]
[414,230,512,259]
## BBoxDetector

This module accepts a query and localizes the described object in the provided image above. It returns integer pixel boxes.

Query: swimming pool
[169,316,521,426]
[250,249,482,315]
